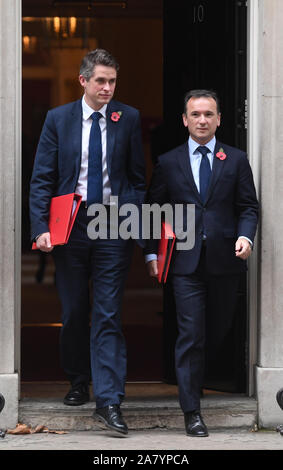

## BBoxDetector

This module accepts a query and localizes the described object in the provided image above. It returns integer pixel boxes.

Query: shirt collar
[82,95,107,120]
[189,135,216,156]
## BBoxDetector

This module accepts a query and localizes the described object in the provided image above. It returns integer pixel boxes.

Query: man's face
[79,64,117,110]
[182,97,221,145]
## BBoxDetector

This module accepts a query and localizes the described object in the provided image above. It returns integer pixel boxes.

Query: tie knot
[91,112,102,122]
[197,146,209,157]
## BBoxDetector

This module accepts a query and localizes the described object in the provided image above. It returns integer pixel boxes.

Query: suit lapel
[177,143,202,202]
[106,100,118,176]
[204,140,226,203]
[70,99,83,173]
[177,140,228,204]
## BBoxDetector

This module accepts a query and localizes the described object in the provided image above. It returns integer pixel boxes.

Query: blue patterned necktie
[87,111,103,206]
[198,146,211,202]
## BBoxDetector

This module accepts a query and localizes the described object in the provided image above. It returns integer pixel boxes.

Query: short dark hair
[79,48,120,81]
[183,89,220,114]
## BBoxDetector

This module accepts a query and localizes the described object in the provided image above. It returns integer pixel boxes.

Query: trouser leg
[53,241,91,388]
[171,271,206,413]
[89,236,133,408]
[205,273,241,379]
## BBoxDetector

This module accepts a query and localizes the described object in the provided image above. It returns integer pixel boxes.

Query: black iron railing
[276,388,283,436]
[0,393,5,438]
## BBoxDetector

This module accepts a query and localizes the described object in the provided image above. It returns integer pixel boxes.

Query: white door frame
[247,0,260,396]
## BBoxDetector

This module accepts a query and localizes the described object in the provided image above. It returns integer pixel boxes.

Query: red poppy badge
[111,111,122,122]
[216,148,227,160]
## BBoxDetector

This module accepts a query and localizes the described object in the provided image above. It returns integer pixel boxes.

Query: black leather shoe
[63,384,89,406]
[95,405,128,435]
[184,410,208,437]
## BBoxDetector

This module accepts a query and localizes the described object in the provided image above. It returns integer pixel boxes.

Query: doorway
[21,0,249,394]
[160,0,248,393]
[21,0,164,384]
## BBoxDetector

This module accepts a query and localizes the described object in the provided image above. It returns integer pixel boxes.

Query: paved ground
[1,427,283,451]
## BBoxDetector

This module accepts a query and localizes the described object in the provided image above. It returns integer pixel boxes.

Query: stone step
[19,395,257,432]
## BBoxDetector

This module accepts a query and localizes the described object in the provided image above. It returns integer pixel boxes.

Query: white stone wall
[0,0,21,428]
[255,0,283,428]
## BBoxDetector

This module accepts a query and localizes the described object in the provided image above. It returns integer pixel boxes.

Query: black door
[160,0,248,392]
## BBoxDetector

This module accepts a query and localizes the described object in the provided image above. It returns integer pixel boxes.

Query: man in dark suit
[29,49,146,434]
[145,89,258,437]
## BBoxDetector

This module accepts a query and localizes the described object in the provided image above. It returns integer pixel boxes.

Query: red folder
[157,221,176,283]
[32,193,82,250]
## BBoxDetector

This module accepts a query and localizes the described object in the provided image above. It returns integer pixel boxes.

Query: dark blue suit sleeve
[144,157,169,255]
[235,153,259,242]
[29,110,58,240]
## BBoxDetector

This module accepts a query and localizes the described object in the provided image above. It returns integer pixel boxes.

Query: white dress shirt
[75,96,112,204]
[188,135,215,190]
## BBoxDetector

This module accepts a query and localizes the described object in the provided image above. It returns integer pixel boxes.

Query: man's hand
[147,259,159,278]
[36,232,54,252]
[235,237,251,260]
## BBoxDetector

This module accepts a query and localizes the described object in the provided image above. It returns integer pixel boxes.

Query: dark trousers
[170,246,240,413]
[52,205,133,408]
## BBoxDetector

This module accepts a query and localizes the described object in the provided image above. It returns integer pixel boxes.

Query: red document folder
[157,221,176,283]
[32,193,82,250]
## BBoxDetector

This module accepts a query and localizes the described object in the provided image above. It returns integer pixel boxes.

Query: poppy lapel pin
[216,147,227,160]
[111,111,122,122]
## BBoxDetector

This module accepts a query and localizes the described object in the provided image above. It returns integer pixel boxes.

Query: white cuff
[145,254,157,263]
[238,236,253,246]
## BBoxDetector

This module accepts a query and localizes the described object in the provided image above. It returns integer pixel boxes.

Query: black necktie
[87,112,102,206]
[198,146,211,202]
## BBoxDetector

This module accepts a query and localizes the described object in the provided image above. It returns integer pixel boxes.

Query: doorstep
[19,385,257,432]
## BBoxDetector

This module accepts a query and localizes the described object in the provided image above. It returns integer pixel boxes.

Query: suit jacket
[145,140,259,276]
[29,98,146,242]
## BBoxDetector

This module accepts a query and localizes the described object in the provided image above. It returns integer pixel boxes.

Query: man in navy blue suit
[29,49,146,434]
[145,90,259,437]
